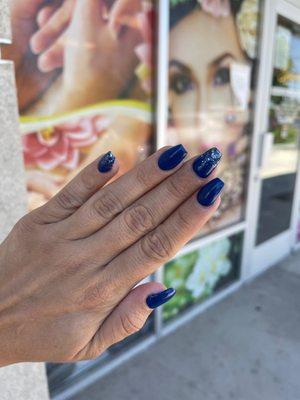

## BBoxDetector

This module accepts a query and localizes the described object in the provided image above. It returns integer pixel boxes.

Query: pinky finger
[79,282,175,360]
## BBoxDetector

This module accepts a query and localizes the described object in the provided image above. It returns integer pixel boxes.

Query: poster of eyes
[168,0,259,234]
[164,0,260,320]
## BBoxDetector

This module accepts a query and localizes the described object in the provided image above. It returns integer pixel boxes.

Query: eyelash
[213,66,230,87]
[170,65,231,95]
[170,72,195,95]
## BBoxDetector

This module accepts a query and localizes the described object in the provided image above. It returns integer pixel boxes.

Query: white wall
[0,0,50,398]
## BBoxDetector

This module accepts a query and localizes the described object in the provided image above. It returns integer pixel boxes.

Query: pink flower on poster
[23,116,110,171]
[199,0,230,17]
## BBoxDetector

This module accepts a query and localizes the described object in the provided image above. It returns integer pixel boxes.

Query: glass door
[251,0,300,272]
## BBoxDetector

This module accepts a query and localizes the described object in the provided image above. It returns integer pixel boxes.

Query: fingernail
[158,145,188,171]
[146,288,176,309]
[197,178,224,207]
[193,147,222,178]
[98,151,115,173]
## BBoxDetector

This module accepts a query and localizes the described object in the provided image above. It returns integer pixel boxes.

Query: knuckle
[123,204,154,236]
[93,190,123,220]
[80,284,107,309]
[176,207,191,231]
[136,165,152,189]
[166,178,186,200]
[80,280,113,310]
[80,168,96,192]
[119,312,144,337]
[141,229,173,262]
[56,187,81,212]
[15,215,36,235]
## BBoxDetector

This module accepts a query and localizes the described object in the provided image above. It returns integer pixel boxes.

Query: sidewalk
[71,253,300,400]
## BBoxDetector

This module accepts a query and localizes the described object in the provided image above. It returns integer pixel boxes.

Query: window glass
[168,0,260,235]
[163,233,243,322]
[11,0,155,211]
[256,16,300,245]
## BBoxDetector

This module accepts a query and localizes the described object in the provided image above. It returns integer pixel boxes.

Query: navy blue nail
[146,288,176,309]
[98,151,115,173]
[197,178,224,207]
[193,147,222,178]
[158,145,187,171]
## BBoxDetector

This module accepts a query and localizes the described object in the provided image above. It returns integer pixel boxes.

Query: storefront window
[14,0,156,211]
[163,232,243,322]
[256,15,300,245]
[168,0,260,235]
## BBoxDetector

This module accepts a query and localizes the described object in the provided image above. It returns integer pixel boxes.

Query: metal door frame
[243,0,300,279]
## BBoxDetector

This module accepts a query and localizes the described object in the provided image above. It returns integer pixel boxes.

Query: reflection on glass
[168,0,260,235]
[163,233,243,322]
[256,16,300,245]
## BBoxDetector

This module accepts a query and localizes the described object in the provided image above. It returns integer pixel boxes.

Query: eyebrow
[169,53,236,74]
[169,59,193,76]
[209,52,235,68]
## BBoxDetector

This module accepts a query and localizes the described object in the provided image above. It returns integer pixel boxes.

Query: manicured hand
[0,146,223,365]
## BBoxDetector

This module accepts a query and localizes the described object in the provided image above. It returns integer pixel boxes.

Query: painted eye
[213,67,230,87]
[170,73,194,95]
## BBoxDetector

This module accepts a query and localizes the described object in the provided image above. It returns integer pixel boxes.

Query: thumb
[84,283,175,359]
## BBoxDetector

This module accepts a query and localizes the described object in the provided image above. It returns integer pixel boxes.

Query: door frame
[243,0,300,279]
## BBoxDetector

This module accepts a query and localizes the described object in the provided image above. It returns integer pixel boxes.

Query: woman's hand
[0,146,223,365]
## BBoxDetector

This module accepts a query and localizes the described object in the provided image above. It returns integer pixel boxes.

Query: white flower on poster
[185,238,233,299]
[236,0,259,59]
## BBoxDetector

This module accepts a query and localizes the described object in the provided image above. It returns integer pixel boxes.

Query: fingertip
[37,52,59,73]
[130,282,166,305]
[30,35,40,55]
[146,287,176,309]
[37,54,51,72]
[97,151,119,174]
[197,178,224,208]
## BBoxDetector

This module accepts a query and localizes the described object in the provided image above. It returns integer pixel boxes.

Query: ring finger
[106,179,224,295]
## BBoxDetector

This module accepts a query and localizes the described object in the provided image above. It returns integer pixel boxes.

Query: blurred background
[1,0,300,399]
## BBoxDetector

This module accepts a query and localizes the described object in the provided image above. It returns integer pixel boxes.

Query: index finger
[59,145,188,238]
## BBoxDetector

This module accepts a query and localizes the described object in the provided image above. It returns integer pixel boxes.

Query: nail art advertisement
[168,0,260,234]
[9,0,155,211]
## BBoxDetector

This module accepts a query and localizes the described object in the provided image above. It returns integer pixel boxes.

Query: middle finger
[86,147,222,264]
